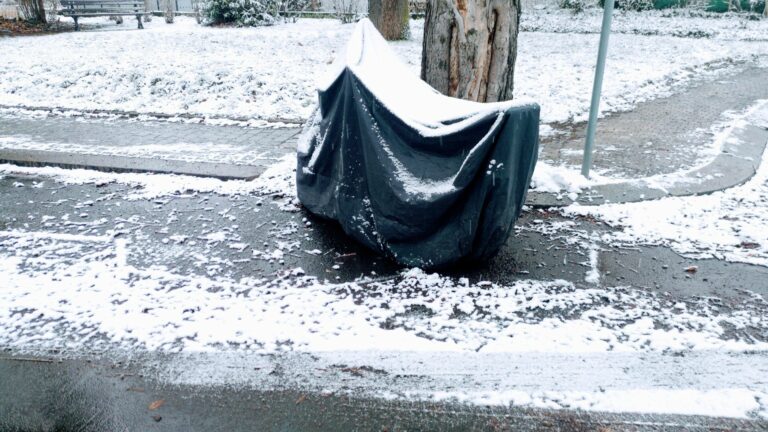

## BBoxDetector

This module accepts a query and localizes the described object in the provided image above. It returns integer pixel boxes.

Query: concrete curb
[0,149,266,180]
[0,104,305,126]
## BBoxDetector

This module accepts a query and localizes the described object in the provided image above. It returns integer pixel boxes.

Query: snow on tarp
[297,19,540,268]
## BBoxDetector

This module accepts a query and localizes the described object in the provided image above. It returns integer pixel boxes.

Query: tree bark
[369,0,410,40]
[34,0,46,23]
[421,0,520,102]
[164,0,174,23]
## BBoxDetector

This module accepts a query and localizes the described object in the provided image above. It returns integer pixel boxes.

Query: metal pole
[581,0,615,178]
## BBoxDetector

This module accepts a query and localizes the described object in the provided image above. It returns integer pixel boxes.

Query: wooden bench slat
[59,12,141,16]
[62,2,141,5]
[60,10,141,14]
[61,6,142,9]
[61,2,142,6]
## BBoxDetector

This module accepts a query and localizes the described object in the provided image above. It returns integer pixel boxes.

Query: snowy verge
[400,388,767,419]
[1,15,767,126]
[522,8,768,41]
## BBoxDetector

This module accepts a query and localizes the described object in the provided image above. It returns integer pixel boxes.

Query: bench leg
[73,16,79,31]
[136,14,144,29]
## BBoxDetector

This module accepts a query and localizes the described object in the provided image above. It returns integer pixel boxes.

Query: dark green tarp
[297,19,539,269]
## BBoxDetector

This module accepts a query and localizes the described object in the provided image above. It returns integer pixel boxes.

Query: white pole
[581,0,615,178]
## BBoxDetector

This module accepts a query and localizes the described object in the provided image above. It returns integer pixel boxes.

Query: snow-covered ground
[523,8,768,41]
[1,12,767,125]
[2,9,768,421]
[560,103,768,267]
[2,137,768,417]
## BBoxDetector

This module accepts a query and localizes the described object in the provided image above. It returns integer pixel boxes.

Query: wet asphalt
[2,173,768,430]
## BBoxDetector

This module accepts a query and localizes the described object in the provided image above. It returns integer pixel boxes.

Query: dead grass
[0,17,74,36]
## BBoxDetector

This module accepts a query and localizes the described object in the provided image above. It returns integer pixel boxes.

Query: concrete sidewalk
[0,114,300,179]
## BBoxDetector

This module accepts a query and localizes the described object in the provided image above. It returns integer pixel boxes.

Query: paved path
[1,65,767,203]
[540,66,768,178]
[0,114,300,178]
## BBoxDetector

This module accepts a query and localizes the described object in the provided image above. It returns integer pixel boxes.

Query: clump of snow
[530,162,606,198]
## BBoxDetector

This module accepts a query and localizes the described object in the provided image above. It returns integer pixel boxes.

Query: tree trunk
[164,0,174,23]
[35,0,46,23]
[421,0,520,102]
[369,0,410,40]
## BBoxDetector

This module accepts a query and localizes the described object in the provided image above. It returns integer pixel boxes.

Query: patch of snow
[0,153,298,200]
[1,237,765,354]
[411,388,766,419]
[584,242,600,284]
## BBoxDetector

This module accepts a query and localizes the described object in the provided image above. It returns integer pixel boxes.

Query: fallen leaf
[295,394,307,404]
[148,399,165,411]
[684,266,698,273]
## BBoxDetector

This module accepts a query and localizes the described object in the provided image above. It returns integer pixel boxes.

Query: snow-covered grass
[523,8,768,41]
[1,12,767,125]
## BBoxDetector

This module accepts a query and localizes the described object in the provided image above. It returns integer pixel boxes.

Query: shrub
[559,0,591,13]
[201,0,309,26]
[706,0,765,12]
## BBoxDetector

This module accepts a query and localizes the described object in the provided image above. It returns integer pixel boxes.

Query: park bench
[59,0,145,31]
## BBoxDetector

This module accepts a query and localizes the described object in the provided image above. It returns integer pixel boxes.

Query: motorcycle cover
[296,19,540,269]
